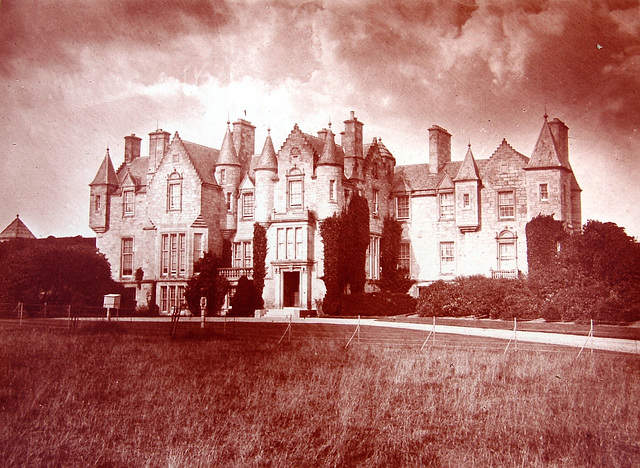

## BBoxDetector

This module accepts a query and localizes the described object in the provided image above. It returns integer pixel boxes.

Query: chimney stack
[124,134,142,165]
[428,125,451,174]
[148,129,171,173]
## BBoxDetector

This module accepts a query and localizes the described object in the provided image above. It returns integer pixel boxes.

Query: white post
[200,297,207,330]
[433,316,436,345]
[358,315,361,344]
[514,317,517,352]
[19,302,23,326]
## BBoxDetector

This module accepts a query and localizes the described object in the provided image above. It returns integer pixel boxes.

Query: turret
[316,125,344,218]
[216,123,242,230]
[454,144,481,232]
[254,130,278,223]
[89,148,119,233]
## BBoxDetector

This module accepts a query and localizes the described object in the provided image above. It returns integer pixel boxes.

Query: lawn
[1,324,639,467]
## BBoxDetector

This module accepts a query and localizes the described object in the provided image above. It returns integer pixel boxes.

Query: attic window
[439,193,454,220]
[123,190,134,216]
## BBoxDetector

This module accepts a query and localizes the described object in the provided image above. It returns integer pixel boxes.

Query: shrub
[184,253,228,316]
[341,292,416,317]
[230,276,260,317]
[417,280,462,317]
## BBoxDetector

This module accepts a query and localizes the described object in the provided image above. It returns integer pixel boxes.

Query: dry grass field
[1,323,639,467]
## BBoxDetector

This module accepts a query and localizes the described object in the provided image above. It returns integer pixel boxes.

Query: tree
[230,275,260,317]
[380,216,415,293]
[343,194,370,294]
[0,239,115,307]
[320,213,345,315]
[525,214,566,281]
[184,252,228,316]
[252,223,267,309]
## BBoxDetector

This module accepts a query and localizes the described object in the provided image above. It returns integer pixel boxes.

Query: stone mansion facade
[89,111,581,314]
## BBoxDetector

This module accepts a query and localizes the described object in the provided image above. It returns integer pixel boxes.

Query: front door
[282,271,300,307]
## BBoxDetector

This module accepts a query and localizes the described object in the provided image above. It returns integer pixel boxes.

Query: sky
[0,0,639,239]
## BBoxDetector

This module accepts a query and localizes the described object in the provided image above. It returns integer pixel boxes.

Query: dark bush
[341,292,416,317]
[417,280,462,317]
[229,276,260,317]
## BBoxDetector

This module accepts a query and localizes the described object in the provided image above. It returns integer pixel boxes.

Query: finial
[16,214,19,219]
[227,110,230,126]
[328,115,332,128]
[267,125,271,135]
[468,138,471,149]
[544,104,548,120]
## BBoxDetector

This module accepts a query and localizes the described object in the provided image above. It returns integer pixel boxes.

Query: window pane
[286,228,294,259]
[123,191,134,215]
[396,196,409,219]
[290,181,302,207]
[170,234,177,275]
[162,235,169,275]
[243,192,254,218]
[399,243,410,270]
[179,234,186,276]
[295,227,303,259]
[121,238,133,276]
[169,183,181,210]
[498,191,515,219]
[440,193,454,219]
[277,229,285,260]
[244,242,252,268]
[234,243,242,268]
[161,286,168,313]
[440,242,455,274]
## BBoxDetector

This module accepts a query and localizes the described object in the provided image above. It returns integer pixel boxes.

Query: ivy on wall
[252,223,267,310]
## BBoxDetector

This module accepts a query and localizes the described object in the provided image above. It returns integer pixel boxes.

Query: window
[226,192,232,212]
[439,192,454,220]
[233,241,253,268]
[219,168,226,185]
[160,285,186,314]
[121,238,134,277]
[498,191,515,219]
[373,190,379,216]
[95,195,101,212]
[440,242,455,275]
[242,192,254,219]
[277,227,304,260]
[167,172,182,212]
[123,190,134,216]
[463,193,470,209]
[161,233,186,277]
[539,183,549,201]
[329,180,336,202]
[396,195,409,219]
[289,180,303,208]
[399,242,410,271]
[368,236,380,280]
[193,233,204,262]
[497,231,517,271]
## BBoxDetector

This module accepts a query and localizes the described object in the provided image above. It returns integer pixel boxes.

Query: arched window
[497,230,517,271]
[167,171,182,212]
[287,168,304,210]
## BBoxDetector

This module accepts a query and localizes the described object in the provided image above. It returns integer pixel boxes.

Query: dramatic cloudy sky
[1,0,638,238]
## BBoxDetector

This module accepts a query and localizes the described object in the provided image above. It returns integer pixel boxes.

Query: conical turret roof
[0,215,36,240]
[317,126,343,167]
[255,131,278,171]
[90,149,119,186]
[454,145,480,181]
[216,125,240,166]
[527,117,565,169]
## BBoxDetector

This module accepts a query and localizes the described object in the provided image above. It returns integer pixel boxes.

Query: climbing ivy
[252,223,267,309]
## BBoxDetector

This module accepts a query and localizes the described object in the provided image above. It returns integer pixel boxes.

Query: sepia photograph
[1,0,639,466]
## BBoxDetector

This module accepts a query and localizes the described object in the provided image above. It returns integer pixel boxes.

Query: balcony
[218,267,253,280]
[491,269,519,279]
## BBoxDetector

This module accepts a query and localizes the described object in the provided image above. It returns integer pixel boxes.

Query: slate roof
[90,150,119,186]
[217,126,240,166]
[317,128,343,166]
[0,215,36,240]
[117,156,149,186]
[527,119,570,170]
[454,146,480,181]
[181,141,219,186]
[255,133,278,171]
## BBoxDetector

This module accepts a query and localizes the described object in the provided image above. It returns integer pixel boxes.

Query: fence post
[44,302,47,318]
[19,302,23,326]
[358,315,360,344]
[578,319,594,358]
[67,305,72,332]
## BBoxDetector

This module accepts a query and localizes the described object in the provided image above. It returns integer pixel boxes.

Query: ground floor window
[121,238,134,277]
[233,241,253,268]
[497,231,517,271]
[399,242,411,271]
[368,236,380,280]
[160,285,186,314]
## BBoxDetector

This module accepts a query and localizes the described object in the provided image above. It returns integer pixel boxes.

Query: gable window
[539,183,549,201]
[439,192,454,220]
[123,190,134,216]
[167,172,182,212]
[399,242,410,271]
[121,238,134,277]
[242,191,254,219]
[289,180,303,208]
[396,195,410,219]
[161,233,186,277]
[498,191,515,219]
[95,195,102,212]
[373,190,379,216]
[440,241,455,275]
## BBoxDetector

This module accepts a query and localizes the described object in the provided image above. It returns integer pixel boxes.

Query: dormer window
[242,191,254,219]
[167,172,182,212]
[123,190,134,216]
[396,195,409,220]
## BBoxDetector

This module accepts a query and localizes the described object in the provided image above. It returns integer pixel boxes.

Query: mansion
[89,111,581,314]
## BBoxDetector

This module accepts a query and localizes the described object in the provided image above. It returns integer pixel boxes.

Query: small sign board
[103,294,121,309]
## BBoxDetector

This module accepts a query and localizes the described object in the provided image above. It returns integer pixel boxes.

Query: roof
[217,125,240,166]
[454,146,480,181]
[0,215,36,240]
[90,149,119,186]
[527,118,569,170]
[181,140,219,186]
[255,133,278,171]
[317,128,343,166]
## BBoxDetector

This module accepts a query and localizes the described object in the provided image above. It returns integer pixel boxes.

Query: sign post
[103,294,121,321]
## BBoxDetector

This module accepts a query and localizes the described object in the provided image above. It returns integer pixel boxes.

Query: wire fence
[1,304,633,357]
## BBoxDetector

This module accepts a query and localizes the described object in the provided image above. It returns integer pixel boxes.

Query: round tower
[254,129,278,223]
[316,124,344,219]
[215,122,242,231]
